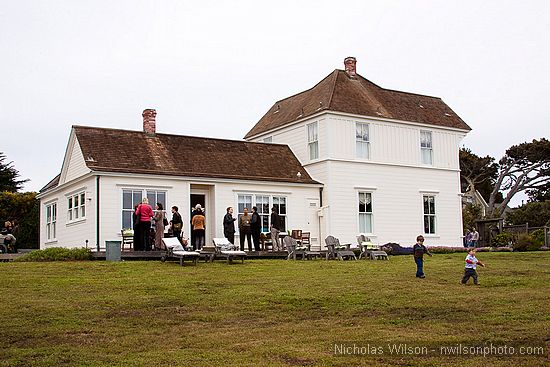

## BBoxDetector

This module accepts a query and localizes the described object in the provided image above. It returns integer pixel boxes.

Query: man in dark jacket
[270,206,282,251]
[223,207,236,244]
[413,235,432,278]
[251,206,262,251]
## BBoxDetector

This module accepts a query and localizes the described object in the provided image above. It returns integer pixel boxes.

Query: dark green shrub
[513,234,541,252]
[15,247,93,262]
[529,229,546,247]
[491,232,515,247]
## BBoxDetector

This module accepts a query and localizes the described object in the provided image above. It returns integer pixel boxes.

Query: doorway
[190,194,206,250]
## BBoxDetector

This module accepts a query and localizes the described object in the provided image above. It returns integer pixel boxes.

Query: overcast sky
[1,1,548,202]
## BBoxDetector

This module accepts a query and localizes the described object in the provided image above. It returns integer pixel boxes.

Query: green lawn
[1,252,549,366]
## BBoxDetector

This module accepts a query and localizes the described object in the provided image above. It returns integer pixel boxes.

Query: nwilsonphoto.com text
[333,343,545,357]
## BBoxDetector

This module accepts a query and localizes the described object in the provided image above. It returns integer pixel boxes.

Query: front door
[190,194,206,249]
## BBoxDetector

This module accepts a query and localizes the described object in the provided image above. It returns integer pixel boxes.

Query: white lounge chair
[212,237,247,264]
[161,237,201,266]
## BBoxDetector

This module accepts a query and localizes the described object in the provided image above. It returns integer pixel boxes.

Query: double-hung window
[46,202,57,241]
[423,195,436,234]
[255,195,270,233]
[121,189,167,229]
[67,192,86,222]
[307,122,319,160]
[358,192,373,234]
[420,131,433,165]
[356,123,370,159]
[237,194,287,233]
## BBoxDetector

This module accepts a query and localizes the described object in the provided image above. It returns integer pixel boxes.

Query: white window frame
[67,191,86,223]
[358,192,374,234]
[355,122,370,159]
[420,130,433,165]
[422,195,436,235]
[236,193,287,234]
[307,122,319,160]
[121,189,167,230]
[46,202,57,241]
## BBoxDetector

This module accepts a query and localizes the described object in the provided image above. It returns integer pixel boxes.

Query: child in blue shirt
[461,249,485,285]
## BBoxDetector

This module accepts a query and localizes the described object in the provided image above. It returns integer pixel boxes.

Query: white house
[37,110,322,250]
[38,57,470,249]
[244,57,471,247]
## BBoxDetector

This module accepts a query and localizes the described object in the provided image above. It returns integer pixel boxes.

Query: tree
[0,152,28,192]
[487,138,550,217]
[505,200,550,227]
[0,191,39,248]
[459,148,500,202]
[462,203,482,233]
[526,181,550,202]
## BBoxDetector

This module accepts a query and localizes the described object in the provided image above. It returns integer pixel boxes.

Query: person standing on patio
[251,206,262,251]
[270,206,282,251]
[413,235,432,278]
[191,207,206,250]
[154,203,166,250]
[135,198,154,251]
[223,207,236,244]
[132,204,140,250]
[239,207,253,251]
[170,206,183,243]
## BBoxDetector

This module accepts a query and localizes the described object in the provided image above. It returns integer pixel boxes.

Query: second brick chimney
[344,57,357,78]
[142,109,156,135]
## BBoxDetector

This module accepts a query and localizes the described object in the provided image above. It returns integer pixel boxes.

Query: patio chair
[356,234,388,260]
[291,229,303,245]
[121,229,134,251]
[161,237,200,266]
[261,232,273,251]
[325,235,356,260]
[283,235,297,260]
[301,232,311,250]
[212,237,246,264]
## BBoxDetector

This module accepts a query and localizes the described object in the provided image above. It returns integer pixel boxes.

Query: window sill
[423,234,440,238]
[45,240,58,245]
[66,218,86,227]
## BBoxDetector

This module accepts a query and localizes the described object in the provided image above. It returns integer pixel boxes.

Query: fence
[502,224,549,247]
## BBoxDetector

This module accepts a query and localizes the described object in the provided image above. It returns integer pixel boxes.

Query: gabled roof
[42,126,316,188]
[245,70,471,139]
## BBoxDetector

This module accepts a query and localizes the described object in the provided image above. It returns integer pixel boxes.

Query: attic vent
[376,107,383,116]
[85,156,95,162]
[419,104,424,108]
[274,104,280,114]
[317,102,323,110]
[297,108,304,118]
[444,113,452,117]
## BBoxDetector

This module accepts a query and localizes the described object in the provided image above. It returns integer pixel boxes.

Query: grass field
[1,252,549,366]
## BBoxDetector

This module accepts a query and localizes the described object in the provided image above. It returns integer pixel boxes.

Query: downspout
[96,175,100,251]
[318,187,323,249]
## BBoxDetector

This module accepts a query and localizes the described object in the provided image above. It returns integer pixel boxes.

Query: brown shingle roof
[70,126,317,185]
[245,70,471,139]
[40,174,60,193]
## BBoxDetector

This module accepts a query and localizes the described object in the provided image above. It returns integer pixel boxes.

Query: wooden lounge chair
[325,235,356,260]
[283,236,305,260]
[212,237,246,264]
[161,237,200,266]
[356,234,388,260]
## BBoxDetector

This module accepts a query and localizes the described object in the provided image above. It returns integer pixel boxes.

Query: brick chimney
[344,57,357,78]
[142,109,156,135]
